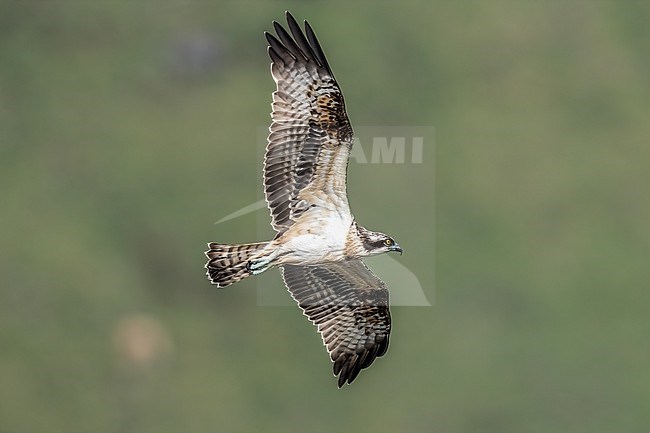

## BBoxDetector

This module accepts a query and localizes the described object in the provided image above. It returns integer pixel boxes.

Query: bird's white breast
[278,207,353,265]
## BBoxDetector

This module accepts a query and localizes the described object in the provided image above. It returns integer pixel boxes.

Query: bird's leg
[247,249,281,275]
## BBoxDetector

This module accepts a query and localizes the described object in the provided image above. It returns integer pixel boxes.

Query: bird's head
[357,226,402,257]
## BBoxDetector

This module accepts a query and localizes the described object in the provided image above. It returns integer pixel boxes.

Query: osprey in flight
[205,12,402,387]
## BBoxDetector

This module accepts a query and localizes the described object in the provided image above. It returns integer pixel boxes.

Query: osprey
[205,12,402,387]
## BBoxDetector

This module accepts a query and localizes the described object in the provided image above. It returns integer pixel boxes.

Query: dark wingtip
[268,46,283,66]
[285,11,300,30]
[302,19,333,76]
[263,31,273,45]
[265,11,334,77]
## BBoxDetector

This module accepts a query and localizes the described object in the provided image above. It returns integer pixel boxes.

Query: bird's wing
[264,12,354,233]
[281,260,391,387]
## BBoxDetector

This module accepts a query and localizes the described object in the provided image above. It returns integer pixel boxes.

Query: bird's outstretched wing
[264,12,354,233]
[281,260,391,387]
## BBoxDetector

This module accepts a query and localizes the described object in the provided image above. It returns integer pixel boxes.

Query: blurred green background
[1,1,649,432]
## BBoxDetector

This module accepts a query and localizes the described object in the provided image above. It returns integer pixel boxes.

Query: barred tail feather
[205,242,270,287]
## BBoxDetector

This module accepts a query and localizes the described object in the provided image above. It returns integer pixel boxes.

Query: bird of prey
[205,12,402,387]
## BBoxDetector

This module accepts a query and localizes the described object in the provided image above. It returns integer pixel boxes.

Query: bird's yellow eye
[384,239,393,246]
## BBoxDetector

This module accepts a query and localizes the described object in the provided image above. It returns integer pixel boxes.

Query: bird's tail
[205,241,272,287]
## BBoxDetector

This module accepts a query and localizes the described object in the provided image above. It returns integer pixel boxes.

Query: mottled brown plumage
[205,12,402,387]
[282,260,391,387]
[264,14,353,233]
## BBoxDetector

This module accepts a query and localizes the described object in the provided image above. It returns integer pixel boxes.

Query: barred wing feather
[281,260,391,387]
[264,12,354,233]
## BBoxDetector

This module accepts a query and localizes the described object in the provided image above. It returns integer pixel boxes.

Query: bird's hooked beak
[389,243,403,255]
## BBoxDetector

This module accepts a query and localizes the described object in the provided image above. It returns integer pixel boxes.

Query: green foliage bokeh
[1,1,649,432]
